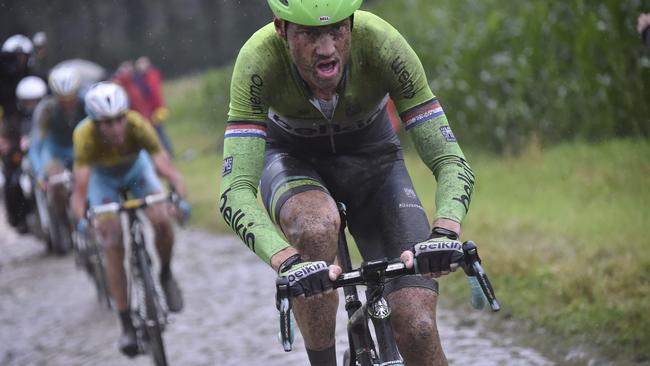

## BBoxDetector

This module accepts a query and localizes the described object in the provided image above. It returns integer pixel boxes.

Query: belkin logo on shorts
[287,261,327,284]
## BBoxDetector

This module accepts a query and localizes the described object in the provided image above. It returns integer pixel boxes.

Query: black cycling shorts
[260,114,438,295]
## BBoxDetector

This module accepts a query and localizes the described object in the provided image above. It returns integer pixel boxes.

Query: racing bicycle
[277,203,499,366]
[88,191,181,366]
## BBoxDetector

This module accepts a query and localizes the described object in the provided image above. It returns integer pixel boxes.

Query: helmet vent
[280,0,288,5]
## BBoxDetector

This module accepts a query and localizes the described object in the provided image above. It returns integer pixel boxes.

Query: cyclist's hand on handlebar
[76,218,90,237]
[171,179,187,199]
[278,254,339,297]
[402,227,464,278]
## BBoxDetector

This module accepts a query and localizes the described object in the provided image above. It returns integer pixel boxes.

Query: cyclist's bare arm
[70,165,90,221]
[151,151,186,198]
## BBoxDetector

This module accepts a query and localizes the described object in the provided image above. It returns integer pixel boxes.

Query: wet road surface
[0,210,560,366]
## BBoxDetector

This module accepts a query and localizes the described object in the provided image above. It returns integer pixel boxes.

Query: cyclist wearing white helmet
[0,34,37,232]
[28,66,85,180]
[0,75,47,233]
[1,34,34,54]
[15,76,46,120]
[30,32,48,79]
[220,0,475,365]
[1,34,33,126]
[70,81,188,356]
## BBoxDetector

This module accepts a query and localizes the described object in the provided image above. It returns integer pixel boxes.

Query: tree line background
[1,0,648,152]
[374,0,650,152]
[0,0,272,76]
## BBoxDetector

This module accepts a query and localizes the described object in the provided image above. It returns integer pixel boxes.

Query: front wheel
[49,215,72,254]
[146,322,167,366]
[136,233,168,366]
[88,240,112,309]
[343,349,352,366]
[47,201,72,255]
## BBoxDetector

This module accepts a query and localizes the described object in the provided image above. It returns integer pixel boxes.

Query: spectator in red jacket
[112,61,150,118]
[134,56,174,156]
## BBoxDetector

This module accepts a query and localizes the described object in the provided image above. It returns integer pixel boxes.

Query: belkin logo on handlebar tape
[286,262,327,285]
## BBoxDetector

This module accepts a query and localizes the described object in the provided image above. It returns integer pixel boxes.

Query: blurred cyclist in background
[53,58,108,97]
[30,31,48,80]
[28,66,85,246]
[0,76,47,232]
[1,34,33,127]
[29,66,84,182]
[0,34,36,232]
[70,82,187,356]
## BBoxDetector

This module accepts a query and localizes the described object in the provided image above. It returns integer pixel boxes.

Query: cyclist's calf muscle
[388,287,448,366]
[98,217,130,311]
[145,204,174,266]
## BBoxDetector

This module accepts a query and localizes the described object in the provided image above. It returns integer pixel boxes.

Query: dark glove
[278,254,333,297]
[412,227,464,274]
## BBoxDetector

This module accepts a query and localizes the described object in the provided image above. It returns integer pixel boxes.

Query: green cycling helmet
[268,0,362,26]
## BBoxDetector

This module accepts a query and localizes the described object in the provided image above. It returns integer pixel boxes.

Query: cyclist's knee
[279,190,339,262]
[389,287,439,341]
[146,205,172,231]
[97,217,122,248]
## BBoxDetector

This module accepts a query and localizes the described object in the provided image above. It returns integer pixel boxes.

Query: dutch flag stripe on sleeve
[403,100,445,130]
[224,123,267,139]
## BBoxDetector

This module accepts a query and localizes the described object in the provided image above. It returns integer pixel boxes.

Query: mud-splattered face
[281,18,352,97]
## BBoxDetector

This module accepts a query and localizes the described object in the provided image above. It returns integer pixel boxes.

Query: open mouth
[316,59,339,79]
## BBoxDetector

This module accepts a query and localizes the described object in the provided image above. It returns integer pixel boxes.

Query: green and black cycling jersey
[220,10,474,264]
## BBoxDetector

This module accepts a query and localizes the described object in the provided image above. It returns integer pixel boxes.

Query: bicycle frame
[336,203,402,366]
[126,206,168,364]
[89,192,174,366]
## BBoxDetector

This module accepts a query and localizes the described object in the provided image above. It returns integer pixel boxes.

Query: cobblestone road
[0,209,562,366]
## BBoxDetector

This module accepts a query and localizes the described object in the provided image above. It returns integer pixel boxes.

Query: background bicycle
[88,191,184,366]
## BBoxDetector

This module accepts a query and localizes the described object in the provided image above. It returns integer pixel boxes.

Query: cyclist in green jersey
[220,1,475,365]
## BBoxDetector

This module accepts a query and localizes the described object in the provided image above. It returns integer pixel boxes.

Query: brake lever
[276,277,294,351]
[462,241,500,312]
